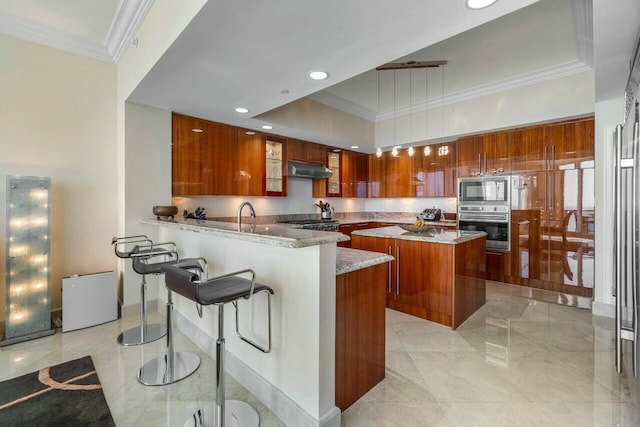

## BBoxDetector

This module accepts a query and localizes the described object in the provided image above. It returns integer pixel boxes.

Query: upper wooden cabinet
[510,125,546,173]
[307,142,328,165]
[285,138,307,163]
[417,142,457,197]
[172,113,237,195]
[547,117,595,169]
[172,113,205,195]
[238,131,287,197]
[457,132,510,177]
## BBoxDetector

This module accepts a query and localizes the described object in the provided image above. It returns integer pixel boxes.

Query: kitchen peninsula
[140,217,391,426]
[352,226,487,329]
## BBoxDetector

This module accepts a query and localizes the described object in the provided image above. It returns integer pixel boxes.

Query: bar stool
[112,235,177,346]
[138,257,207,386]
[162,264,274,427]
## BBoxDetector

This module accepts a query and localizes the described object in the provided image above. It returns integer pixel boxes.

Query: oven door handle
[458,214,509,222]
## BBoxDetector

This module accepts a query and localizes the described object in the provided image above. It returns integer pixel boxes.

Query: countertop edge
[141,218,349,248]
[351,225,486,245]
[336,248,394,276]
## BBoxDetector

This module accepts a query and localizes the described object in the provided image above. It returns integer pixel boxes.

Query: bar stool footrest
[138,352,201,386]
[183,400,259,427]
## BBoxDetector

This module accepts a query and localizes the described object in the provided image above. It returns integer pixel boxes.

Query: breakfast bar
[140,217,390,426]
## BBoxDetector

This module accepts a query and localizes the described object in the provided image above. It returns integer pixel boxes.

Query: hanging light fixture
[376,147,382,158]
[424,146,431,156]
[408,146,415,156]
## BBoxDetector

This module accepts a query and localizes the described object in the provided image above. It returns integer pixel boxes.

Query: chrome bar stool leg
[138,287,200,385]
[184,304,259,427]
[118,273,167,346]
[138,258,206,386]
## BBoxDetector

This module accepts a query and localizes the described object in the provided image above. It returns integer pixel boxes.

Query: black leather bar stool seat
[162,264,274,427]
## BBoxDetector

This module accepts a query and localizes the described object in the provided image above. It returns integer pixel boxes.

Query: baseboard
[592,301,615,318]
[172,307,341,427]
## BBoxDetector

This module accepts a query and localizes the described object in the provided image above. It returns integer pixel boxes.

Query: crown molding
[306,91,378,122]
[0,0,153,64]
[309,59,591,122]
[572,0,593,67]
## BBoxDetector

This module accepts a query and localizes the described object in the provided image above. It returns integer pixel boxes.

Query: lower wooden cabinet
[338,222,379,248]
[352,234,486,328]
[335,263,386,411]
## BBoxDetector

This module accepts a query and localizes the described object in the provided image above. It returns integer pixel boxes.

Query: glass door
[265,138,283,195]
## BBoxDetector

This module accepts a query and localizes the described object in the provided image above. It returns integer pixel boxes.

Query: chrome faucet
[237,201,256,232]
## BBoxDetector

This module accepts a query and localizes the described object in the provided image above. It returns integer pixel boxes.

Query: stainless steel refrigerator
[614,30,640,377]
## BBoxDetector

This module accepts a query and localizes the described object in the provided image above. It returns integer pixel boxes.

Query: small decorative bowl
[399,224,435,233]
[153,205,178,219]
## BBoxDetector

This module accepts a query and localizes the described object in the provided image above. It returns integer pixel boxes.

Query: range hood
[287,160,333,179]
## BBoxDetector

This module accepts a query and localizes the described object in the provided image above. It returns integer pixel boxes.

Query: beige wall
[0,34,117,319]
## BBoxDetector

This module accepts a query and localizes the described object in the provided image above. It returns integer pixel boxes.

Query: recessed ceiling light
[308,71,329,80]
[261,125,273,130]
[245,131,256,135]
[465,0,498,10]
[235,107,250,113]
[350,145,359,149]
[191,128,204,133]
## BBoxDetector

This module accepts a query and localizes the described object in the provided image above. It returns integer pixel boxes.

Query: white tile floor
[1,281,639,426]
[343,282,640,427]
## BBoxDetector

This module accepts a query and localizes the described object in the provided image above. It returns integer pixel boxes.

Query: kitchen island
[352,226,487,329]
[140,217,387,427]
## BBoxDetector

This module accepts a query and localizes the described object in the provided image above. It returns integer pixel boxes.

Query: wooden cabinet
[457,132,510,177]
[172,113,237,195]
[341,151,368,198]
[508,117,594,297]
[327,150,342,196]
[367,153,386,198]
[204,121,238,195]
[238,130,286,197]
[172,113,205,195]
[307,142,327,164]
[352,233,486,328]
[284,138,307,162]
[417,142,457,197]
[335,263,386,411]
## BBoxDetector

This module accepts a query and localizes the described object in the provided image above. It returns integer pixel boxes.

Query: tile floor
[343,282,640,427]
[1,281,639,426]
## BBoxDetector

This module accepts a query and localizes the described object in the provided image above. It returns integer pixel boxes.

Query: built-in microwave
[458,177,510,204]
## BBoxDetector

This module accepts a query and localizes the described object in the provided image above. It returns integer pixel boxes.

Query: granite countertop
[336,247,394,276]
[141,217,349,248]
[351,225,485,245]
[337,218,456,227]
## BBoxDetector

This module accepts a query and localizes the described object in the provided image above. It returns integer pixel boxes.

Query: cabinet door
[285,138,307,162]
[441,141,457,197]
[547,118,595,170]
[483,131,511,175]
[354,152,369,198]
[204,121,238,195]
[386,153,413,197]
[368,153,385,198]
[238,129,264,196]
[351,235,395,306]
[542,168,594,295]
[327,151,342,196]
[265,137,286,196]
[394,240,426,316]
[456,135,483,177]
[511,125,546,173]
[341,151,355,198]
[307,142,327,164]
[172,113,204,195]
[413,146,430,197]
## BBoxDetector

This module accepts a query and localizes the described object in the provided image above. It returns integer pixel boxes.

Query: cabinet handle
[614,124,622,373]
[387,245,392,294]
[478,153,482,175]
[396,246,400,296]
[544,146,548,170]
[484,152,488,175]
[552,145,556,168]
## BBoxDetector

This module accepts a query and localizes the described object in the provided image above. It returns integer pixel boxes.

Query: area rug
[0,355,115,426]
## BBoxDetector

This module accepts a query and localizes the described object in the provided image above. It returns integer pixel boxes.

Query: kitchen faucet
[237,201,256,232]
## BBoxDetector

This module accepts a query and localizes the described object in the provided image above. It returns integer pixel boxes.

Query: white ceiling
[0,0,638,146]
